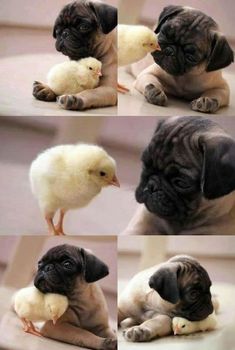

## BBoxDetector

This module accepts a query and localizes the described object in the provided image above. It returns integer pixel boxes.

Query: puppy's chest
[163,75,207,99]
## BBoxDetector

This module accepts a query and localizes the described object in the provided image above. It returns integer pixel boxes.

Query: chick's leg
[21,318,42,337]
[118,83,130,93]
[45,214,59,236]
[55,209,66,235]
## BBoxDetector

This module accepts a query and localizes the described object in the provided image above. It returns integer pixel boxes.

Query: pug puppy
[34,244,116,350]
[33,0,117,110]
[123,116,235,235]
[118,255,214,342]
[131,6,234,113]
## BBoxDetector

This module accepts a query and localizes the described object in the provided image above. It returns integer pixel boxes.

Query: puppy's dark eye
[79,23,91,32]
[164,46,175,56]
[189,289,200,299]
[173,178,191,190]
[63,261,73,269]
[100,171,106,177]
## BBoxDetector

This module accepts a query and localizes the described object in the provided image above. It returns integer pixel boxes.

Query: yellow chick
[172,313,217,335]
[47,57,102,96]
[118,24,160,93]
[29,144,120,235]
[13,286,69,337]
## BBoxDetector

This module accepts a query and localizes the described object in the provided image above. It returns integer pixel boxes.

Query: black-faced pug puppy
[33,0,117,110]
[118,255,214,342]
[34,244,116,350]
[132,6,234,113]
[123,116,235,235]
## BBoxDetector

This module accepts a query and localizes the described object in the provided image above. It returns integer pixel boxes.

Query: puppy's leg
[134,64,167,106]
[41,321,117,350]
[123,315,172,342]
[120,317,138,329]
[121,205,163,235]
[57,86,117,110]
[33,81,57,101]
[191,85,229,113]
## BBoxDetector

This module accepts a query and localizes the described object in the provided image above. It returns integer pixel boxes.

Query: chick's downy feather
[172,313,217,335]
[47,57,102,95]
[118,25,159,66]
[13,286,68,323]
[29,144,117,215]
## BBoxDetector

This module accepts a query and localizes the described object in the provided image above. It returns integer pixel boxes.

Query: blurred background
[0,0,118,117]
[1,115,235,234]
[118,235,235,350]
[118,0,235,116]
[0,235,117,349]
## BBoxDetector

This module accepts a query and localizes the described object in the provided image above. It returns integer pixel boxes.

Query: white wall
[0,0,118,27]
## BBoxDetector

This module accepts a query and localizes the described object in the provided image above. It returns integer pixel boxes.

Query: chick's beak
[97,70,102,77]
[152,42,161,51]
[52,316,58,325]
[109,174,120,187]
[174,326,180,335]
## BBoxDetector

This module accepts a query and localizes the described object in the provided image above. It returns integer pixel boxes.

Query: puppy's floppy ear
[81,248,109,283]
[206,32,234,72]
[200,136,235,199]
[91,2,117,34]
[154,5,184,33]
[149,266,180,304]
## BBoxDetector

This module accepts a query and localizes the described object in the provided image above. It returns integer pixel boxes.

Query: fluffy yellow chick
[118,24,160,93]
[29,144,120,235]
[172,313,217,335]
[47,57,102,95]
[13,286,68,337]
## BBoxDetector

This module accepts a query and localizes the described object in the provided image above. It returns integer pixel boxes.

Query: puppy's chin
[178,300,214,321]
[55,40,91,60]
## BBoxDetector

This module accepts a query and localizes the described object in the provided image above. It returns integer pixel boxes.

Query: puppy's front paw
[191,97,219,113]
[101,338,117,350]
[33,81,57,101]
[123,326,151,342]
[144,84,167,106]
[57,95,84,110]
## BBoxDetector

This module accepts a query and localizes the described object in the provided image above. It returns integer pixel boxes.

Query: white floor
[118,67,235,117]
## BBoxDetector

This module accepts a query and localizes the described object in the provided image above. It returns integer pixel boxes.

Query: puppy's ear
[154,5,184,33]
[206,32,234,72]
[149,266,180,304]
[200,136,235,199]
[81,248,109,283]
[91,3,117,34]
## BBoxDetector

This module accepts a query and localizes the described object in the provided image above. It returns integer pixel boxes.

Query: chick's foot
[118,83,130,93]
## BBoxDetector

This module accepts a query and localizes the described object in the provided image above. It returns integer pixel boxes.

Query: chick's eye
[100,171,106,177]
[63,261,73,269]
[89,67,93,70]
[182,325,186,328]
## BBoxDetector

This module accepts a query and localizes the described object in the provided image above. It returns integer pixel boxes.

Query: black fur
[53,0,117,60]
[34,244,109,295]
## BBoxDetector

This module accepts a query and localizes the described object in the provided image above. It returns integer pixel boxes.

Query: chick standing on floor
[47,57,102,96]
[13,286,68,336]
[29,144,120,235]
[118,24,161,92]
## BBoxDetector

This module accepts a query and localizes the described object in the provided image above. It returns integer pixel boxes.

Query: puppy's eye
[63,261,73,269]
[173,178,191,190]
[79,23,91,32]
[189,289,200,299]
[100,171,106,177]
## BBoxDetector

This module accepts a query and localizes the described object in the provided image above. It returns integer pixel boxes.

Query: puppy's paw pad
[191,97,219,113]
[57,95,84,110]
[33,81,56,101]
[123,326,151,342]
[144,84,167,106]
[101,338,117,350]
